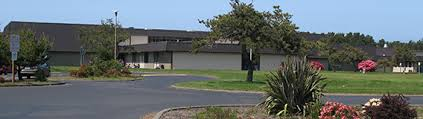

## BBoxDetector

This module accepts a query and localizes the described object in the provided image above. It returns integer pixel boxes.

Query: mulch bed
[160,106,279,119]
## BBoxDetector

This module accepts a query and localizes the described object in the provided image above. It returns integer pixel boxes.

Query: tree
[195,0,301,82]
[377,58,394,73]
[0,28,52,80]
[392,45,415,66]
[80,19,129,61]
[328,45,368,72]
[0,34,10,65]
[319,32,375,46]
[316,33,373,71]
[377,39,386,48]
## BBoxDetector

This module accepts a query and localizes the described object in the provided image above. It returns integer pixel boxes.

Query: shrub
[358,60,377,72]
[363,94,417,119]
[0,77,5,83]
[195,107,237,119]
[310,61,325,70]
[70,70,78,77]
[71,60,130,78]
[306,99,324,119]
[361,98,382,114]
[319,102,360,119]
[104,69,120,77]
[35,67,47,81]
[69,65,89,78]
[260,56,326,116]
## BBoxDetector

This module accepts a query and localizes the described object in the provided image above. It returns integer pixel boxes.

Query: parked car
[21,63,51,79]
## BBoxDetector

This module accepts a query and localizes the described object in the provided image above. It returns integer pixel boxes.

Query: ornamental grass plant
[260,56,326,117]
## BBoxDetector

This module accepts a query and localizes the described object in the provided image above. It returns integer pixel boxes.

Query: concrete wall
[172,52,241,70]
[130,35,149,45]
[260,54,284,71]
[120,35,149,46]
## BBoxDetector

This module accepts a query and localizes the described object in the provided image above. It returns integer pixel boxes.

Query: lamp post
[400,63,403,73]
[418,62,421,74]
[114,10,119,60]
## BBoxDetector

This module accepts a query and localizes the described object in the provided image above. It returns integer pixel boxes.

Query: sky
[1,0,422,42]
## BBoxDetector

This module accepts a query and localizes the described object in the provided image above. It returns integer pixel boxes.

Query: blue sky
[1,0,422,42]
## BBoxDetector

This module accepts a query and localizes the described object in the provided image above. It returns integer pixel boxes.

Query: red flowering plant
[310,61,324,70]
[357,60,377,72]
[319,102,361,119]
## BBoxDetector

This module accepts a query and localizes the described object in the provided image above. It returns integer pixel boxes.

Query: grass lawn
[132,69,423,95]
[51,66,79,72]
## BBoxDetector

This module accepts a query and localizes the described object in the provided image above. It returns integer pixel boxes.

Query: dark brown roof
[131,28,208,38]
[3,21,325,53]
[122,42,292,54]
[3,21,210,52]
[4,21,88,52]
[122,42,242,53]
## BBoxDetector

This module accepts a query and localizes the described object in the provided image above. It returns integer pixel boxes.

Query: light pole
[400,63,403,73]
[114,10,118,60]
[418,62,421,74]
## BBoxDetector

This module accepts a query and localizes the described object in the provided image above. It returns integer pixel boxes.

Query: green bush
[35,67,47,81]
[195,107,237,119]
[70,59,130,78]
[363,94,417,119]
[260,56,326,116]
[70,65,89,78]
[0,77,5,83]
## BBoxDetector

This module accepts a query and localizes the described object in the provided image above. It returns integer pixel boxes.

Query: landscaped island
[132,69,423,95]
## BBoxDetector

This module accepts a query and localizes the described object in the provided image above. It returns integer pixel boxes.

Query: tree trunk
[331,65,336,72]
[383,66,386,73]
[246,58,254,82]
[17,65,23,80]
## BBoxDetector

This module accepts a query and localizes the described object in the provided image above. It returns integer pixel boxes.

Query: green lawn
[132,69,423,95]
[50,66,79,72]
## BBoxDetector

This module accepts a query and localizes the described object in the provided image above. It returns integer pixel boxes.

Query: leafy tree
[377,58,394,73]
[0,28,52,80]
[328,45,368,72]
[316,33,373,71]
[80,19,129,61]
[195,0,301,82]
[392,45,415,66]
[319,32,375,46]
[377,39,386,48]
[407,39,423,51]
[0,34,10,65]
[77,19,131,77]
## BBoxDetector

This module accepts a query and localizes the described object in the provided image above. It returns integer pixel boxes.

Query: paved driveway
[0,75,422,119]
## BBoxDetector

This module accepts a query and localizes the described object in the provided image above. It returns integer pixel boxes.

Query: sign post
[10,35,20,83]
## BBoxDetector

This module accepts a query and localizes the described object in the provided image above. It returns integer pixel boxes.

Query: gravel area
[161,106,279,119]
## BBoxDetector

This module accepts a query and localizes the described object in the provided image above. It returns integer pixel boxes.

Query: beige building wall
[260,54,284,71]
[172,52,241,70]
[120,35,149,45]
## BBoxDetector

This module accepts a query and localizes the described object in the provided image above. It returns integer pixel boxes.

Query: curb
[171,85,264,94]
[150,104,257,119]
[0,82,66,87]
[172,85,423,96]
[142,74,189,77]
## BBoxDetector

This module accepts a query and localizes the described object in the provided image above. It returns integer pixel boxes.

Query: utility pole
[114,10,119,60]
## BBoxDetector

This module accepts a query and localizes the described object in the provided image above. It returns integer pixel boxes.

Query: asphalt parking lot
[0,75,422,119]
